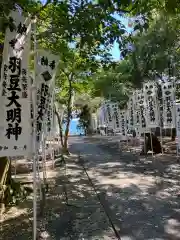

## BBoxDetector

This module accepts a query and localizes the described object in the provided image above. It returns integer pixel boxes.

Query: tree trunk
[63,74,73,154]
[0,157,11,209]
[54,106,64,147]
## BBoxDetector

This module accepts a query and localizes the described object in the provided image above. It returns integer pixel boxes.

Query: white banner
[101,104,108,126]
[97,106,106,126]
[105,102,113,128]
[162,82,175,128]
[111,103,120,130]
[144,82,159,128]
[91,113,98,130]
[127,96,134,130]
[35,50,59,144]
[119,110,127,136]
[136,89,150,133]
[133,91,142,136]
[176,103,180,152]
[0,10,32,157]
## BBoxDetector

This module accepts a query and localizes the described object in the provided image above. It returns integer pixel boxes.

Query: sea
[63,118,84,136]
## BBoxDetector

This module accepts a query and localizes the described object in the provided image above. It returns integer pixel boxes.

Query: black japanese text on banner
[102,104,108,126]
[162,82,176,128]
[110,103,120,130]
[144,82,159,128]
[105,101,113,128]
[133,90,142,137]
[0,10,32,157]
[35,50,59,145]
[136,89,150,133]
[119,110,127,136]
[127,96,134,130]
[46,91,53,133]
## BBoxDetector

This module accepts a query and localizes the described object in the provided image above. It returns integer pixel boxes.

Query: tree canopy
[90,2,180,106]
[0,0,180,143]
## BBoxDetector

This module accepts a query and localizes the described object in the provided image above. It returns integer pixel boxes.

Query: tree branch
[61,69,70,79]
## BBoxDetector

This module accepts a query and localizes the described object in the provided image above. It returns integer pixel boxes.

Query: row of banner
[96,81,180,139]
[0,10,59,157]
[1,10,179,156]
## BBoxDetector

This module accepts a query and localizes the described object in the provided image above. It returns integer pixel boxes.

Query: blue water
[63,118,84,135]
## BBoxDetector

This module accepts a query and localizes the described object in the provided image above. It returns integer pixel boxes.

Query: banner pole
[49,87,55,168]
[32,16,38,240]
[42,124,47,184]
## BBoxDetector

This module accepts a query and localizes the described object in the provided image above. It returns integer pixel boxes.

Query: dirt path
[1,144,116,240]
[69,136,180,240]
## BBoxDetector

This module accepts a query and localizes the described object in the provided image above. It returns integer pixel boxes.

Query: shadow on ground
[1,158,116,239]
[2,137,180,239]
[67,137,180,240]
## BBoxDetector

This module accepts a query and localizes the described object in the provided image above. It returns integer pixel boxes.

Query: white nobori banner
[127,96,134,130]
[111,103,120,130]
[144,82,159,128]
[0,10,32,157]
[175,103,180,152]
[104,101,113,128]
[133,91,142,137]
[34,50,59,146]
[119,110,127,136]
[162,82,176,128]
[136,89,150,133]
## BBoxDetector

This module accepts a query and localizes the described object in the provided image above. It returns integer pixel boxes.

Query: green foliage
[92,60,135,106]
[55,47,101,108]
[130,0,180,17]
[37,0,130,52]
[125,14,180,87]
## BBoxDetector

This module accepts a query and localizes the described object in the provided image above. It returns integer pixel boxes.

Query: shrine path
[2,136,180,239]
[67,136,180,240]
